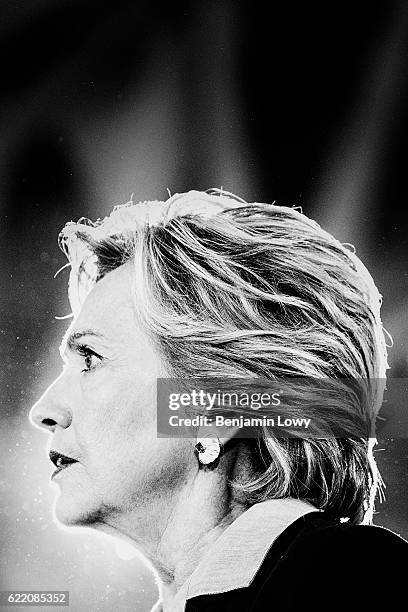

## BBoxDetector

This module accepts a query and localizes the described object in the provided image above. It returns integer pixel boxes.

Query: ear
[196,422,242,450]
[194,421,245,466]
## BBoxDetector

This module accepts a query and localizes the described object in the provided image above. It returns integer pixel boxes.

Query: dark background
[1,1,407,610]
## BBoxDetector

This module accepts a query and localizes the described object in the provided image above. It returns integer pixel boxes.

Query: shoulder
[255,513,407,610]
[186,512,408,612]
[276,511,407,560]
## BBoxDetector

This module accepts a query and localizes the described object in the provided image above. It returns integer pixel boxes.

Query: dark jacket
[186,512,407,611]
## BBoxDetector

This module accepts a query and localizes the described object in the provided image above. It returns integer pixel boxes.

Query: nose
[29,374,72,433]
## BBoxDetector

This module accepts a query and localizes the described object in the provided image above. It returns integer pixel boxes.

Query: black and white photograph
[1,2,408,611]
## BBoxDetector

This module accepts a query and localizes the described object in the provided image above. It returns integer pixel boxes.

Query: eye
[77,345,103,373]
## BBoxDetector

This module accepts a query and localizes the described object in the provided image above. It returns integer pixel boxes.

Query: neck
[95,443,253,611]
[157,465,249,608]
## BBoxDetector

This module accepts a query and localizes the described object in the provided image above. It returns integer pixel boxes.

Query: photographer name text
[168,414,311,429]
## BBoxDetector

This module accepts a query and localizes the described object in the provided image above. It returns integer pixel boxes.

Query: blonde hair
[59,189,389,524]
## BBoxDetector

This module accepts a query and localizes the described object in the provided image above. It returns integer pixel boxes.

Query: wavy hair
[59,189,389,524]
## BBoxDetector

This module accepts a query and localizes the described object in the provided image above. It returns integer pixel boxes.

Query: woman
[30,189,407,611]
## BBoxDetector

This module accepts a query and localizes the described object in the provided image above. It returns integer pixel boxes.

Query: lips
[49,450,79,478]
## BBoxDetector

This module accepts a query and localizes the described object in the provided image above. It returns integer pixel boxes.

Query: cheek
[71,365,190,500]
[76,369,156,440]
[74,375,166,473]
[127,437,193,502]
[91,428,192,506]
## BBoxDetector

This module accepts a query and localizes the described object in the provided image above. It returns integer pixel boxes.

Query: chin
[52,487,120,528]
[52,497,91,527]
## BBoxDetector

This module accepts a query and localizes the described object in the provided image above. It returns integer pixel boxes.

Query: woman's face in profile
[29,263,191,528]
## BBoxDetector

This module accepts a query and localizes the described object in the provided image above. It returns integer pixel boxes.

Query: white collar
[154,498,317,612]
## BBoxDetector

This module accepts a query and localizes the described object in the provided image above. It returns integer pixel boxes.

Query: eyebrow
[59,329,104,358]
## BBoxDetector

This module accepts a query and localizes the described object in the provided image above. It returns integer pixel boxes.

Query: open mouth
[49,450,79,478]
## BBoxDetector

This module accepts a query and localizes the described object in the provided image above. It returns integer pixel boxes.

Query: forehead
[69,262,136,339]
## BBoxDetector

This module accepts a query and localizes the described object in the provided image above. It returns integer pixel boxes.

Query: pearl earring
[195,438,221,465]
